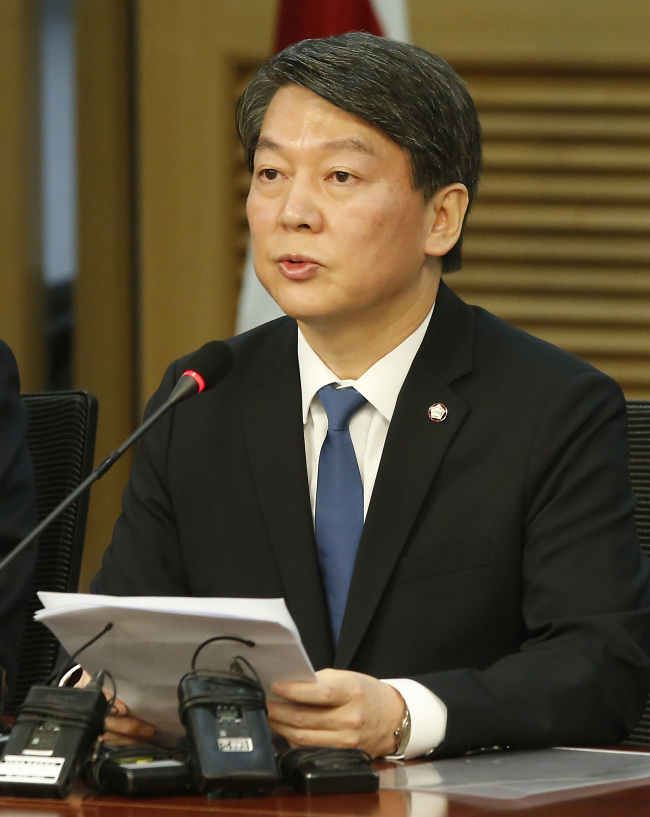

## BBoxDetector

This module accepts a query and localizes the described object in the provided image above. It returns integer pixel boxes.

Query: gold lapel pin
[428,403,448,422]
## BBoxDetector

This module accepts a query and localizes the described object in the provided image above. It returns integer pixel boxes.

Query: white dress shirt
[297,308,447,759]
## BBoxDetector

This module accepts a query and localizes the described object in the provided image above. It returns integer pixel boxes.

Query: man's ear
[424,183,470,258]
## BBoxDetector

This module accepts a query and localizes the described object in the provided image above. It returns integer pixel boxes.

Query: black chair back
[9,390,98,712]
[623,400,650,746]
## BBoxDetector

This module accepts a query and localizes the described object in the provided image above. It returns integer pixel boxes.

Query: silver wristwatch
[392,707,411,758]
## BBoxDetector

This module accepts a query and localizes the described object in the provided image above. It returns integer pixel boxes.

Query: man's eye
[261,169,279,180]
[333,171,352,183]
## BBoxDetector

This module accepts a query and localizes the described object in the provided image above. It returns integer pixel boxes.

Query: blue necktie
[315,384,367,642]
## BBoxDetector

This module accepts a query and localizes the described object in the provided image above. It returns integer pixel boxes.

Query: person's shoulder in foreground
[0,340,37,698]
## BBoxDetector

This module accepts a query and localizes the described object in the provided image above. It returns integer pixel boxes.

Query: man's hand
[76,670,155,746]
[103,697,156,746]
[267,668,405,758]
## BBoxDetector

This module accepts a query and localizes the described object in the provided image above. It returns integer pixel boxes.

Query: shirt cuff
[381,677,447,759]
[58,663,82,687]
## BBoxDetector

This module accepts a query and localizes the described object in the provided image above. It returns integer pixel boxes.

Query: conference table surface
[1,754,650,817]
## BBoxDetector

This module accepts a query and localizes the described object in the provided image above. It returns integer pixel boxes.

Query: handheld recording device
[280,747,379,795]
[178,637,278,796]
[0,673,111,798]
[86,744,194,796]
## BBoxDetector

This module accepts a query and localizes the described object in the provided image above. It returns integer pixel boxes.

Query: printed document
[35,592,316,743]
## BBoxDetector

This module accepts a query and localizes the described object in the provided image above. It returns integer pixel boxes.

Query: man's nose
[279,178,323,231]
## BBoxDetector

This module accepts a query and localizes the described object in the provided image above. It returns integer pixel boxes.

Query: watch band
[392,706,411,758]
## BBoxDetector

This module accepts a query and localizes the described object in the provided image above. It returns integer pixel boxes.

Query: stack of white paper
[35,592,316,743]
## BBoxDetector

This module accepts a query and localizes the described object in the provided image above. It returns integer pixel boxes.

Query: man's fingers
[269,669,406,758]
[267,700,326,730]
[272,681,337,706]
[72,671,153,745]
[272,670,353,706]
[108,698,128,717]
[103,713,155,738]
[268,718,358,750]
[268,703,365,750]
[101,730,149,747]
[102,713,155,744]
[267,698,361,732]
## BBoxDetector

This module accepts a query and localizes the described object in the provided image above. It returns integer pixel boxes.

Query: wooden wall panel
[137,0,275,401]
[411,0,650,69]
[74,0,137,589]
[450,69,650,398]
[0,0,44,390]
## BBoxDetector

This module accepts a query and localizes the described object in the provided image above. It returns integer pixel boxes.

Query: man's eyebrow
[255,136,280,153]
[255,135,375,155]
[320,137,375,155]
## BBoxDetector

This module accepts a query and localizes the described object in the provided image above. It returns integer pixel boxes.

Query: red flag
[275,0,383,52]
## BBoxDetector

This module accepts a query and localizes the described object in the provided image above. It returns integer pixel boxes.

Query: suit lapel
[242,331,333,670]
[335,282,475,668]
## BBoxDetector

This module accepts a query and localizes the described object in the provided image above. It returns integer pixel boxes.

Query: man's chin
[269,297,330,326]
[263,284,349,329]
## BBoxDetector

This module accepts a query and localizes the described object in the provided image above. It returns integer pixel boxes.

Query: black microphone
[0,340,234,576]
[165,340,235,406]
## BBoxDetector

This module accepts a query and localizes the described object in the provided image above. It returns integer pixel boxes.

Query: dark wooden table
[1,760,650,817]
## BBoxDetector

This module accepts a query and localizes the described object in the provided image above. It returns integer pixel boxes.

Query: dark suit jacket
[0,340,37,692]
[93,281,650,757]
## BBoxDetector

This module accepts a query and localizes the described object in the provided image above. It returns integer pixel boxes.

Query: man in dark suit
[0,340,37,699]
[92,33,650,758]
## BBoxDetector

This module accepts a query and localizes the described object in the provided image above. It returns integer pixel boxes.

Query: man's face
[246,85,442,335]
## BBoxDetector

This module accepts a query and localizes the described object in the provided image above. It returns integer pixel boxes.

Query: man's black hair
[236,31,482,272]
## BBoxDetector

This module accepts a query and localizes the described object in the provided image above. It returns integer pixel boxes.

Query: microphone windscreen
[183,341,234,392]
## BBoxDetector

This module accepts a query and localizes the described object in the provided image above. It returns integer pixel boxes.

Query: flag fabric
[274,0,382,52]
[235,0,410,334]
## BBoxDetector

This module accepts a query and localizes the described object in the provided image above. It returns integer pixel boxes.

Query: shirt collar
[298,304,435,424]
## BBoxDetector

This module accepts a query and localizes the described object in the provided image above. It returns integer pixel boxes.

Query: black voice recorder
[178,636,278,796]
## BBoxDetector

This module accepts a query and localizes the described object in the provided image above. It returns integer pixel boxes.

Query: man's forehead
[256,85,391,157]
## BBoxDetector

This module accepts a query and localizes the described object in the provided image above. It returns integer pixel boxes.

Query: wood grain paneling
[74,0,137,589]
[136,0,275,400]
[0,0,44,390]
[449,69,650,398]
